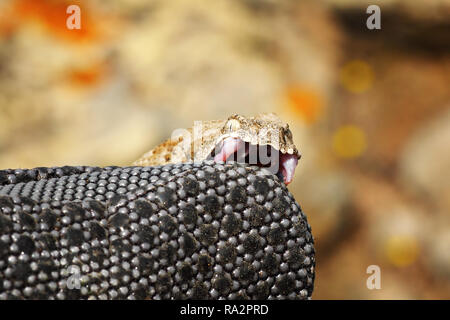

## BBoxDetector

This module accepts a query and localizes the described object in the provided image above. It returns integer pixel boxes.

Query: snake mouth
[209,137,298,184]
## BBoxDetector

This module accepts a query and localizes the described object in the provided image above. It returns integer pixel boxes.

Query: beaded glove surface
[0,161,314,299]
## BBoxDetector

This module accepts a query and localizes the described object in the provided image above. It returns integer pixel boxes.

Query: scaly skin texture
[133,114,300,167]
[0,162,314,300]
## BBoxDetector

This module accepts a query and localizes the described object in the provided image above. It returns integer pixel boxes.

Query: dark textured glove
[0,161,315,300]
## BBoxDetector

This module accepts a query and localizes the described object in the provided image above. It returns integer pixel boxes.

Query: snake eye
[226,119,241,132]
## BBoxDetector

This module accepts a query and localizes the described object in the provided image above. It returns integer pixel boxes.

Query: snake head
[210,113,301,184]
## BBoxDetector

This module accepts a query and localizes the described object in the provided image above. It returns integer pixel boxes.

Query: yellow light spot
[340,60,374,93]
[385,235,419,268]
[332,125,367,158]
[285,86,323,124]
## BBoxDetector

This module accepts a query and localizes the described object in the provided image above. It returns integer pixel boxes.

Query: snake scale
[0,161,315,299]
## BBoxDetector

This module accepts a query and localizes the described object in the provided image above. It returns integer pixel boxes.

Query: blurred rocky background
[0,0,449,299]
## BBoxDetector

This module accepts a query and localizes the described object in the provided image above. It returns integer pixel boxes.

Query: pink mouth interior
[211,137,298,184]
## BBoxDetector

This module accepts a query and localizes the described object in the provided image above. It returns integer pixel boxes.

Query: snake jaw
[211,137,299,185]
[279,153,298,184]
[213,137,246,162]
